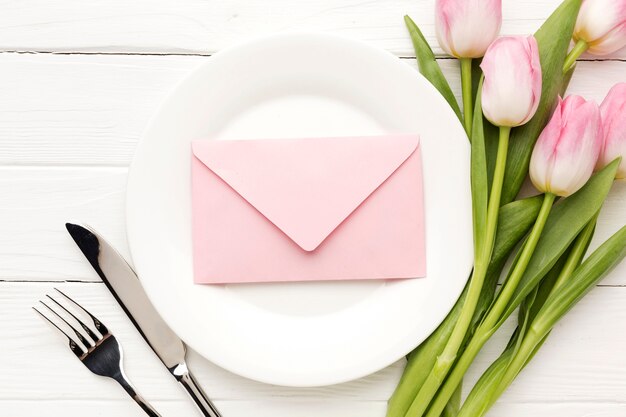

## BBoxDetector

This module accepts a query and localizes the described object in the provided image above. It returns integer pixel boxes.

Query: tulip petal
[435,0,456,56]
[523,36,543,125]
[574,0,626,55]
[530,98,564,193]
[598,83,626,178]
[481,36,542,127]
[530,95,603,196]
[588,22,626,55]
[549,99,603,195]
[435,0,502,58]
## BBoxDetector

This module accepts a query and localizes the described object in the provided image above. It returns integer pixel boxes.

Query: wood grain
[1,400,625,417]
[1,3,625,415]
[0,54,624,167]
[3,282,626,410]
[1,0,624,58]
[1,167,624,284]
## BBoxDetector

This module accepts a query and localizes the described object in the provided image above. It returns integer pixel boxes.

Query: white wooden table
[1,1,625,416]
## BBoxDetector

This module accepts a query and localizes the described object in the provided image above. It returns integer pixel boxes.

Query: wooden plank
[0,282,401,402]
[1,167,624,283]
[0,0,624,58]
[0,54,624,167]
[0,167,128,281]
[0,54,200,166]
[0,400,388,417]
[2,282,626,405]
[489,403,626,417]
[0,399,624,417]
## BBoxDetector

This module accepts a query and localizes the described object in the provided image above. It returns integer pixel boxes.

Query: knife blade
[66,222,221,417]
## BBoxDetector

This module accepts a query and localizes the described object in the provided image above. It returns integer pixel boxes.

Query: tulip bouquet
[388,1,626,416]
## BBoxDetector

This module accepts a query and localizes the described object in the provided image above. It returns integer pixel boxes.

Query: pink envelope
[191,135,426,284]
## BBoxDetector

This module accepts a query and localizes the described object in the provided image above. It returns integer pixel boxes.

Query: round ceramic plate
[126,33,472,387]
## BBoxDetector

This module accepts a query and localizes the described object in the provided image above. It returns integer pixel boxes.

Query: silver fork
[33,288,161,417]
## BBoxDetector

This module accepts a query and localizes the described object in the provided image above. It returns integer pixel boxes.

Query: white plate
[126,33,472,387]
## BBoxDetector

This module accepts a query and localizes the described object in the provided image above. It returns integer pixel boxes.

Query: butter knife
[66,222,222,417]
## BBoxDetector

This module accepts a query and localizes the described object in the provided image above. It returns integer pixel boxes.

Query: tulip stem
[484,126,510,258]
[563,39,588,73]
[548,212,598,299]
[481,212,600,413]
[481,192,555,328]
[460,58,474,137]
[423,191,556,417]
[403,126,511,417]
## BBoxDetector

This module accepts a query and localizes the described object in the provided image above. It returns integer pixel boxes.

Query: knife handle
[178,371,222,417]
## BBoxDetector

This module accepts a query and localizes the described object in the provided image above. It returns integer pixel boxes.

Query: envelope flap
[192,135,420,251]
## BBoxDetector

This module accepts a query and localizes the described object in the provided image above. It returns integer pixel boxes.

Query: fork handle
[178,371,222,417]
[128,390,161,417]
[114,374,162,417]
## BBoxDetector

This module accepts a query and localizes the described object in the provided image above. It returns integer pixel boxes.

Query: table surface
[1,1,625,416]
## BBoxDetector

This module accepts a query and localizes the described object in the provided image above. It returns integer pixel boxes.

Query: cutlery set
[34,223,222,417]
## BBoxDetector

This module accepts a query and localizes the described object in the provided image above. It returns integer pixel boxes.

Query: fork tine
[54,288,109,336]
[39,300,95,349]
[33,306,86,357]
[46,294,101,342]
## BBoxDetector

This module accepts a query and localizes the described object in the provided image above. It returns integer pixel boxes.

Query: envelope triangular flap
[192,135,420,252]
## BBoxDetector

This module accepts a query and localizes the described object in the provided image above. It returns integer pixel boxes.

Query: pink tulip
[530,95,603,197]
[480,36,542,127]
[596,83,626,178]
[573,0,626,55]
[435,0,502,58]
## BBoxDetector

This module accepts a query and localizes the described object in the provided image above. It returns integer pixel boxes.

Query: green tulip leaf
[457,345,513,417]
[462,220,625,417]
[471,79,488,259]
[501,0,582,204]
[471,195,544,332]
[531,223,626,338]
[471,59,483,106]
[386,196,542,417]
[458,244,576,417]
[386,197,543,417]
[498,160,620,325]
[404,15,463,123]
[483,118,500,192]
[441,382,462,417]
[492,196,543,265]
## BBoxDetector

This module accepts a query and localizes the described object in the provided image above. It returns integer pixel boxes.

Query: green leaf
[457,346,514,417]
[457,246,573,417]
[483,119,500,193]
[561,66,575,96]
[470,196,544,332]
[517,211,596,339]
[478,224,626,415]
[499,160,620,324]
[468,222,626,417]
[532,224,626,336]
[500,0,582,204]
[519,256,563,329]
[386,196,542,417]
[404,15,463,123]
[471,79,488,260]
[471,59,482,104]
[491,196,543,266]
[509,243,572,360]
[514,217,595,366]
[441,382,462,417]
